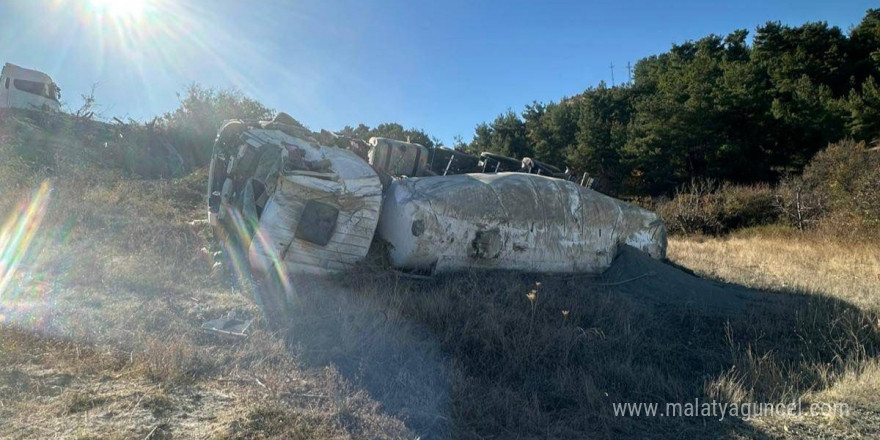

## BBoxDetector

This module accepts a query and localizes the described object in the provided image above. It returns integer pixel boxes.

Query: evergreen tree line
[464,10,880,196]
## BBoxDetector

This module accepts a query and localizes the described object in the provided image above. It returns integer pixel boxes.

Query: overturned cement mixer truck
[206,113,666,292]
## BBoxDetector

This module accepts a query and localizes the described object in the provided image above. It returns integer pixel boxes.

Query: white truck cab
[0,63,61,112]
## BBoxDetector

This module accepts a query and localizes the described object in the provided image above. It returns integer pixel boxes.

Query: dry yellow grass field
[669,230,880,313]
[669,231,880,438]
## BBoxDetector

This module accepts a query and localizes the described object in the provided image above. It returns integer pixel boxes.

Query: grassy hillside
[0,112,409,439]
[1,112,879,439]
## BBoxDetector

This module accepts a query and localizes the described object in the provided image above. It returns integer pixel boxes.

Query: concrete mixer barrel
[377,173,667,274]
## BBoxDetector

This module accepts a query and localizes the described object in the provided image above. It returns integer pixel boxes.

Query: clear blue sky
[0,0,875,145]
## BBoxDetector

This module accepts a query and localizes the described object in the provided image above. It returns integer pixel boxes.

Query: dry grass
[670,229,880,438]
[268,244,878,439]
[0,115,411,439]
[669,226,880,314]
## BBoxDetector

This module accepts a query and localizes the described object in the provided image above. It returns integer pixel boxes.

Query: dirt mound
[598,245,796,314]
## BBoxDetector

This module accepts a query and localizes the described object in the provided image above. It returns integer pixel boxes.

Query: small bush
[158,84,275,167]
[657,180,777,235]
[801,139,880,227]
[655,180,721,235]
[717,183,779,230]
[773,175,829,230]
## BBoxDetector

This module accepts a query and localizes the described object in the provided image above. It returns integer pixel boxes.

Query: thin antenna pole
[626,62,633,83]
[609,62,615,87]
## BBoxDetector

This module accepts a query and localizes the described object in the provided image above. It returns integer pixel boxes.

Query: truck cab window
[13,78,58,101]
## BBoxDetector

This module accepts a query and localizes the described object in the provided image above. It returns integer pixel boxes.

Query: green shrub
[158,84,275,167]
[659,140,880,236]
[717,183,778,230]
[801,139,880,227]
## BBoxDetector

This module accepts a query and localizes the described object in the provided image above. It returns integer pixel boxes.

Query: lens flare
[0,181,52,301]
[0,181,56,331]
[42,0,322,118]
[219,205,296,314]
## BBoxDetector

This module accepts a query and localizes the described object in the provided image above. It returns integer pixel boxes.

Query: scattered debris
[201,312,253,337]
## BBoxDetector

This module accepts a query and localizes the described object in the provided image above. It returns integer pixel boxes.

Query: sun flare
[88,0,149,19]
